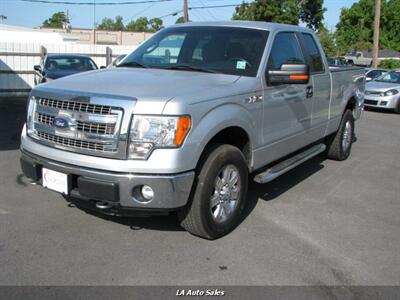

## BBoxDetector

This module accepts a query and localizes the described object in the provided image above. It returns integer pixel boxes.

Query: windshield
[121,26,269,77]
[374,71,400,83]
[45,56,97,71]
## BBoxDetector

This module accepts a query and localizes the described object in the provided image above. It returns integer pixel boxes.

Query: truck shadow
[0,97,28,151]
[64,199,185,232]
[363,106,397,114]
[65,155,325,234]
[241,155,325,224]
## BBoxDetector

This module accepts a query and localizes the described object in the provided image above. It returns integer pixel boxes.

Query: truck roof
[171,21,314,34]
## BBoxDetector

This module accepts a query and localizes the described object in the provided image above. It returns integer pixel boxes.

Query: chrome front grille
[76,120,116,135]
[37,131,109,152]
[365,90,381,95]
[37,113,54,126]
[38,97,113,114]
[36,112,116,135]
[29,96,124,158]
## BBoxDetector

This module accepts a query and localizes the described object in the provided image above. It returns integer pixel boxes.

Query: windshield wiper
[162,64,218,74]
[117,61,147,68]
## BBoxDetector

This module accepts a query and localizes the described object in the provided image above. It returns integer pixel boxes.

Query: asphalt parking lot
[0,98,399,286]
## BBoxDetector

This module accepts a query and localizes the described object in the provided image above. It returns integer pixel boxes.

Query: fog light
[141,185,154,201]
[380,101,388,106]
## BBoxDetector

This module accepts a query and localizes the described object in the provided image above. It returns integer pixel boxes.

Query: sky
[1,0,358,30]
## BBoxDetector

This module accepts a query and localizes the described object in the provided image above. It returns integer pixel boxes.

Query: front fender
[186,103,259,169]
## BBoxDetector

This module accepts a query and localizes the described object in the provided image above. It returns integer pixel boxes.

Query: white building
[0,24,79,43]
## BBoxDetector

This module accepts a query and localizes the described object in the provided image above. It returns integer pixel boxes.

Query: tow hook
[95,202,113,209]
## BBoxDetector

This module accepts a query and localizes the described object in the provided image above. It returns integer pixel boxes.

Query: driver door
[261,32,313,162]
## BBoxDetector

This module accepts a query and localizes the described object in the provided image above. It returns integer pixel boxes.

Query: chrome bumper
[20,149,195,211]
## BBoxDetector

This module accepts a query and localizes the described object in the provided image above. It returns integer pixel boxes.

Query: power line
[158,3,240,19]
[199,0,217,20]
[129,3,156,21]
[189,4,241,10]
[20,0,174,5]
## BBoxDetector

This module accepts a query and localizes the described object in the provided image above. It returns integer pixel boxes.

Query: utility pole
[372,0,381,68]
[64,10,71,32]
[93,0,96,44]
[183,0,189,23]
[0,14,7,24]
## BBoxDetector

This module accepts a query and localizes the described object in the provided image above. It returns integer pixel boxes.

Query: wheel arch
[189,104,256,172]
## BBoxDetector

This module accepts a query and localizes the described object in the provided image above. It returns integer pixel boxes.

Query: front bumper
[20,149,195,213]
[364,94,399,109]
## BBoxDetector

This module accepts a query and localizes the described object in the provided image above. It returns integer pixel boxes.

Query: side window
[302,33,324,73]
[268,32,305,71]
[367,70,378,78]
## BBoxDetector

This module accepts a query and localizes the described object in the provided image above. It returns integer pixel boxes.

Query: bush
[379,59,400,69]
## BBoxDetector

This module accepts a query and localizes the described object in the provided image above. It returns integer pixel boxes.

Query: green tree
[379,59,400,69]
[126,17,149,32]
[335,0,400,54]
[299,0,326,30]
[380,0,400,51]
[175,16,186,24]
[97,16,125,30]
[113,16,125,30]
[97,17,114,30]
[149,18,163,32]
[42,11,68,28]
[335,0,375,54]
[317,26,336,57]
[232,0,300,25]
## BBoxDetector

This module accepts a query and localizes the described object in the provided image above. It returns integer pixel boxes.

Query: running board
[254,143,326,184]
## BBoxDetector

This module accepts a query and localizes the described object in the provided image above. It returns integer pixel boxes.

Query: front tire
[394,100,400,114]
[326,109,355,161]
[179,144,248,239]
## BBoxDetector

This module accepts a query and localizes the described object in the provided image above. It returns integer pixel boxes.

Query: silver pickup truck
[20,22,364,239]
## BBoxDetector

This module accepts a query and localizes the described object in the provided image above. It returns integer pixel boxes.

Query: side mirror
[267,64,310,85]
[366,77,372,81]
[34,65,41,72]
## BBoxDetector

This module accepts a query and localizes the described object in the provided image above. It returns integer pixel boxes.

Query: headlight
[382,89,398,96]
[26,96,36,135]
[128,115,191,159]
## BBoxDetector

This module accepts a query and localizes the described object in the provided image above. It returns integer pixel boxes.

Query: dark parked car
[34,54,98,85]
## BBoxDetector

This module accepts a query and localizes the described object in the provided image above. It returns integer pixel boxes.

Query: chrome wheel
[210,164,240,223]
[342,120,352,153]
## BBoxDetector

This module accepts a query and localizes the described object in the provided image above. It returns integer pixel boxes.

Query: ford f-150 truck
[20,22,365,239]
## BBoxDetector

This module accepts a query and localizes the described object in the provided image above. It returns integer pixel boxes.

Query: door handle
[306,86,313,98]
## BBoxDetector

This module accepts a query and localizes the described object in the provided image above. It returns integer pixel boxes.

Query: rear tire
[178,144,248,240]
[326,109,355,161]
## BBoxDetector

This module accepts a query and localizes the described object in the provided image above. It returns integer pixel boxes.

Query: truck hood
[35,67,240,103]
[366,80,400,92]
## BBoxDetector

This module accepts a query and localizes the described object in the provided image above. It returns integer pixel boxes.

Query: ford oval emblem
[53,117,69,129]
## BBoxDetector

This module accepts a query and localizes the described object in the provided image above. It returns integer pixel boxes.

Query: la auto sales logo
[176,289,225,296]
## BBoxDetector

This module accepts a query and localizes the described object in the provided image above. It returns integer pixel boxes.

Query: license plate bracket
[42,168,70,195]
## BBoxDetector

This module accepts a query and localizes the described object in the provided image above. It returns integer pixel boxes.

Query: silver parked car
[365,70,400,113]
